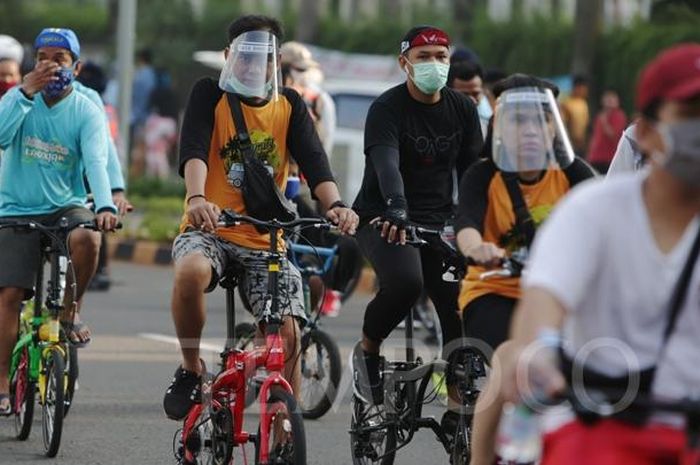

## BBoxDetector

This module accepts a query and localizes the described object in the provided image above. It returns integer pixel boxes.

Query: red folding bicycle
[174,211,333,465]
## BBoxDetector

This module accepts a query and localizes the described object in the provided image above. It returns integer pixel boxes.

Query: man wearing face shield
[350,25,483,435]
[499,44,700,464]
[164,15,358,421]
[454,75,595,464]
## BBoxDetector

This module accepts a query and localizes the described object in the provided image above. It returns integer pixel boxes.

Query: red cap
[636,43,700,111]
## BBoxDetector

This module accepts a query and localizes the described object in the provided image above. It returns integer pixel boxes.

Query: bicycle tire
[12,345,35,440]
[450,347,489,465]
[450,413,472,465]
[64,344,78,417]
[339,258,363,304]
[42,346,65,457]
[413,298,442,349]
[299,329,341,419]
[255,387,306,465]
[350,396,397,465]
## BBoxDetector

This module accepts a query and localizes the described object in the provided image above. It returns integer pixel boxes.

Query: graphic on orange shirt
[459,170,570,311]
[498,203,554,252]
[180,94,292,250]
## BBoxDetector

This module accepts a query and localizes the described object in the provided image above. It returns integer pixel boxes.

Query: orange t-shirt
[456,158,594,310]
[178,79,333,249]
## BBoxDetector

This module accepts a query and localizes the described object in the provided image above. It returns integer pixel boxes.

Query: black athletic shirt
[352,83,483,226]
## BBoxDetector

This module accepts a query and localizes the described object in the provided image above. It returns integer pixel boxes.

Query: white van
[324,79,398,204]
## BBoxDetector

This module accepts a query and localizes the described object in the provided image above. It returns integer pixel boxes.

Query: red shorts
[542,419,696,465]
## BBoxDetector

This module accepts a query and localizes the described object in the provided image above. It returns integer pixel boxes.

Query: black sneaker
[163,366,202,420]
[351,342,384,405]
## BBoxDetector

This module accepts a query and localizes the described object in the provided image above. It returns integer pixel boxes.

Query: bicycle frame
[7,221,75,403]
[353,222,477,460]
[288,241,337,323]
[181,212,327,464]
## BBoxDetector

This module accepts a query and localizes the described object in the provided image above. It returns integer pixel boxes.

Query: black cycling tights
[462,293,517,358]
[357,226,462,358]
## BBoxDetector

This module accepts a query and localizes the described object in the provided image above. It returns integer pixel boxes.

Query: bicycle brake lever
[479,269,513,280]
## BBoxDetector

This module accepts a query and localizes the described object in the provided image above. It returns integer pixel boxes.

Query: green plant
[0,0,108,45]
[127,177,186,198]
[137,212,182,242]
[120,195,184,242]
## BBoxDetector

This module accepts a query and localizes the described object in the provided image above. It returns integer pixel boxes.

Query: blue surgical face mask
[478,97,493,121]
[405,60,449,95]
[43,64,75,99]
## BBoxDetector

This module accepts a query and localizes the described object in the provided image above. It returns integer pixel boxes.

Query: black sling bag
[226,93,295,232]
[561,224,700,424]
[502,172,537,248]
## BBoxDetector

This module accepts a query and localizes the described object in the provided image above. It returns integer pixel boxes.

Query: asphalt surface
[0,262,453,464]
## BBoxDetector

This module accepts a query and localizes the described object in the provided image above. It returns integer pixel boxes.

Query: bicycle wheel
[338,254,363,304]
[299,329,341,419]
[233,322,259,407]
[413,298,442,348]
[349,396,396,465]
[255,387,306,465]
[449,347,489,465]
[11,345,35,440]
[42,346,65,457]
[64,344,78,417]
[450,413,472,465]
[180,406,234,465]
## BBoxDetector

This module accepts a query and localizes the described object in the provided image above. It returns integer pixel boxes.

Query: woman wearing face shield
[497,43,700,465]
[454,75,596,465]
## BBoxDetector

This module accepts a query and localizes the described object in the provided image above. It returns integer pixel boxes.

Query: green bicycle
[6,218,102,457]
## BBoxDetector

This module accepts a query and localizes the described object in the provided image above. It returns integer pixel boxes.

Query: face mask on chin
[43,65,75,99]
[656,118,700,189]
[404,59,449,95]
[223,73,272,100]
[0,80,18,96]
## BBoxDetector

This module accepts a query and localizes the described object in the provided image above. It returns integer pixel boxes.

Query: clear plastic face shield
[219,31,280,102]
[492,87,575,173]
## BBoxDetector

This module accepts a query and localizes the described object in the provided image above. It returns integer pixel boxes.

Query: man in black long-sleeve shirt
[350,25,483,433]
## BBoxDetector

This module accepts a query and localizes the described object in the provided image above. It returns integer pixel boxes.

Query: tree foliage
[4,0,699,115]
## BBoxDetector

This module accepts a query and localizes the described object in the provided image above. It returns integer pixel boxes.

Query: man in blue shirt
[0,28,118,415]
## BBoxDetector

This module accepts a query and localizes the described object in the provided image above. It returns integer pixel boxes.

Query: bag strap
[502,173,537,248]
[226,93,256,159]
[662,222,700,344]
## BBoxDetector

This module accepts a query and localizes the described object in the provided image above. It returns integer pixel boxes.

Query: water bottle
[20,302,34,332]
[495,402,541,462]
[48,318,60,342]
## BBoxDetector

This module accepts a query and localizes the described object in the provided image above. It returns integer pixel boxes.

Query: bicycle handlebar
[218,209,335,231]
[0,219,122,234]
[371,221,457,250]
[478,248,528,280]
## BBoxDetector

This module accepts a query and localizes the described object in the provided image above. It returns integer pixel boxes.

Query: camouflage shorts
[172,231,307,324]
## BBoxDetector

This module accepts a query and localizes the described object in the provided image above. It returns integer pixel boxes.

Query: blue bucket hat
[34,28,80,58]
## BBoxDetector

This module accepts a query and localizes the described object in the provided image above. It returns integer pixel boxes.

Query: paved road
[1,262,453,464]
